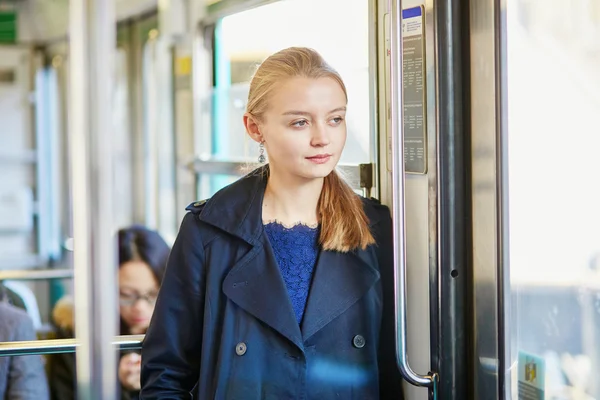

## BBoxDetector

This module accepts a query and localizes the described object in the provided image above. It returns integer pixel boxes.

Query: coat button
[353,335,366,349]
[235,342,247,356]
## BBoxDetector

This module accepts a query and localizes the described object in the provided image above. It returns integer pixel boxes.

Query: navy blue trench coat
[140,167,404,399]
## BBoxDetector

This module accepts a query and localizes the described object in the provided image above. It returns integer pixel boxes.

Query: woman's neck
[262,169,323,227]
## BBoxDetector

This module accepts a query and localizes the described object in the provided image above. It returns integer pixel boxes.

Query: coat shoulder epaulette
[185,199,210,215]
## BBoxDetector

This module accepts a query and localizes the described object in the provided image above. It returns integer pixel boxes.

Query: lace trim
[263,220,319,230]
[263,221,320,324]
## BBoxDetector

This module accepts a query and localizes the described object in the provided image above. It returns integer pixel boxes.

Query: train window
[197,174,239,200]
[205,0,371,197]
[506,0,600,397]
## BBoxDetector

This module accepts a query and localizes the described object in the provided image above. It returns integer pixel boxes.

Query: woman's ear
[243,113,263,143]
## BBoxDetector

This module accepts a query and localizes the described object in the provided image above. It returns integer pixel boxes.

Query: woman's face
[246,76,347,182]
[118,261,159,334]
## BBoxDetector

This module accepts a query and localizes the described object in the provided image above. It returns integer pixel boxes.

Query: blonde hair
[247,47,375,252]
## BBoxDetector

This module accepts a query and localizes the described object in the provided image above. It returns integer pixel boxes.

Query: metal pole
[434,0,469,395]
[0,269,73,281]
[68,0,117,396]
[389,0,436,389]
[0,335,144,357]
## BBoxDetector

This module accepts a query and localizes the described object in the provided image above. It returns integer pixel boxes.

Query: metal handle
[189,159,366,193]
[0,268,73,281]
[390,0,437,388]
[0,335,144,357]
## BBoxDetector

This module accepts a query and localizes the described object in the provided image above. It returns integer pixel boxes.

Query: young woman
[140,47,403,399]
[49,225,170,400]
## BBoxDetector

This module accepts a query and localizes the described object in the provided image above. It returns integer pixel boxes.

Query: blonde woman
[141,47,403,399]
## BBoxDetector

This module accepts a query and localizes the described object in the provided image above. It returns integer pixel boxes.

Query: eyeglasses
[119,292,158,307]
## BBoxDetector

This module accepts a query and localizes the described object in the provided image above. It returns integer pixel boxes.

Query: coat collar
[198,165,383,350]
[197,165,383,242]
[198,165,269,245]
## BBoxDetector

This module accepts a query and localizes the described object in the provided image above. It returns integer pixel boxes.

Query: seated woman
[48,225,170,400]
[0,300,49,399]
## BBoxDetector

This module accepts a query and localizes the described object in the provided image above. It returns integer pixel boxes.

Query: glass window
[507,0,600,397]
[201,0,371,197]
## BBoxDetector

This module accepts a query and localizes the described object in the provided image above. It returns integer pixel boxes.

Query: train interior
[0,0,599,398]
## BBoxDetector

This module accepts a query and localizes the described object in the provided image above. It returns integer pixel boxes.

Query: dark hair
[117,225,170,285]
[117,225,170,336]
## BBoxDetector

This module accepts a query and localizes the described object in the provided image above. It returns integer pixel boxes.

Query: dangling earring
[258,141,266,164]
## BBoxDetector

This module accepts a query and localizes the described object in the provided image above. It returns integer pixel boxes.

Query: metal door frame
[469,0,508,397]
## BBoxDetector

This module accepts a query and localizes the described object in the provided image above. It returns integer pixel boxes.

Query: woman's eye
[330,117,344,125]
[292,120,308,127]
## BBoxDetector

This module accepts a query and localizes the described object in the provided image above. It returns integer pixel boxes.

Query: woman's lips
[306,154,332,164]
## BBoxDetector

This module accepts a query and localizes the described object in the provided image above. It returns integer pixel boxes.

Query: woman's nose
[311,124,331,147]
[131,299,148,311]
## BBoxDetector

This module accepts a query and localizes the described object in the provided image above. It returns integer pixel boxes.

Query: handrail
[0,335,144,357]
[188,158,363,190]
[187,158,254,176]
[189,158,360,175]
[0,268,73,281]
[390,0,436,388]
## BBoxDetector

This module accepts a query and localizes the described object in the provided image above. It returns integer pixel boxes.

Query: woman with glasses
[49,225,170,400]
[116,225,169,398]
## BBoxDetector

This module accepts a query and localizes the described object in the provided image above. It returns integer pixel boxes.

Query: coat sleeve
[374,204,405,400]
[7,311,50,400]
[140,213,206,399]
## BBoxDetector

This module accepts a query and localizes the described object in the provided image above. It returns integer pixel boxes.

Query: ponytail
[318,171,375,252]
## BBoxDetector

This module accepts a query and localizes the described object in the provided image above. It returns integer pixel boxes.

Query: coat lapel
[301,248,381,341]
[221,233,304,352]
[199,166,303,351]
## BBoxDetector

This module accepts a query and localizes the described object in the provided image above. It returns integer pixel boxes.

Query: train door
[388,0,600,398]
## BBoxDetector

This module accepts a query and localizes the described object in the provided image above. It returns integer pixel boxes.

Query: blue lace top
[264,222,320,325]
